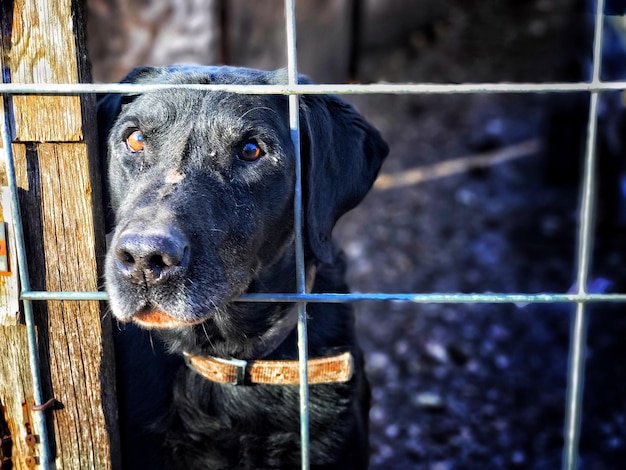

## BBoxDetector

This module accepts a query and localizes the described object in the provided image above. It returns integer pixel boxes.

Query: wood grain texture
[0,326,37,470]
[13,142,119,469]
[9,0,83,141]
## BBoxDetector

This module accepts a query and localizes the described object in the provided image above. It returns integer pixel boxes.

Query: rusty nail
[24,456,37,468]
[31,398,60,412]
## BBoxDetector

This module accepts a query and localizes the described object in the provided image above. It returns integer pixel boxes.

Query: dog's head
[99,66,388,329]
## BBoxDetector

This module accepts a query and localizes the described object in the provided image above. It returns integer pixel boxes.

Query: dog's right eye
[126,130,145,153]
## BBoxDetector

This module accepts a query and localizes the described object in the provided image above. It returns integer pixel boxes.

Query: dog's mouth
[131,307,207,330]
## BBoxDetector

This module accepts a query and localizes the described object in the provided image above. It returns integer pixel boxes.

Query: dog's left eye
[238,141,264,162]
[126,130,145,153]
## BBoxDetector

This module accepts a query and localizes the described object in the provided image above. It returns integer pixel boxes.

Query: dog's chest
[164,371,359,468]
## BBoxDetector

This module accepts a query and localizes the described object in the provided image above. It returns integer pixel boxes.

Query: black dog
[98,66,388,469]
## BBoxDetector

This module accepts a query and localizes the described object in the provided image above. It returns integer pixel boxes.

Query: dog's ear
[300,93,389,262]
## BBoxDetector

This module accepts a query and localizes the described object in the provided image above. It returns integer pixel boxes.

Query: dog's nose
[114,229,189,286]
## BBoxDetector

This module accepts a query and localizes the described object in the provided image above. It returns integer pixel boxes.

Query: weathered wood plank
[13,141,119,469]
[0,325,37,470]
[9,0,83,142]
[39,144,105,468]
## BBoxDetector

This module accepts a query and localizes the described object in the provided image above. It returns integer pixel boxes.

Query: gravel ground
[331,1,626,468]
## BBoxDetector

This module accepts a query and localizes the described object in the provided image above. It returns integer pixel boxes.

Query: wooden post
[0,0,120,468]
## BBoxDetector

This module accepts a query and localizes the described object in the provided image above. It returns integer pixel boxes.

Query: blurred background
[86,1,626,468]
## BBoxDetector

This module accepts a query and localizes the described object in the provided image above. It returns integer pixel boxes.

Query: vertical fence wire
[562,0,605,468]
[1,99,52,469]
[283,0,310,469]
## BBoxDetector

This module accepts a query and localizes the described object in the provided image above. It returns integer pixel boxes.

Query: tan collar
[184,351,353,385]
[183,265,354,386]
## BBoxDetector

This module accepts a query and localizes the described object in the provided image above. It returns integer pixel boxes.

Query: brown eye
[238,141,263,161]
[126,130,144,153]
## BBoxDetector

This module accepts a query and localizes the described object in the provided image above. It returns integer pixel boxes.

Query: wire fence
[0,0,621,468]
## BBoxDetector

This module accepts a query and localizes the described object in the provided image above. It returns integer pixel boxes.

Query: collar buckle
[212,356,248,385]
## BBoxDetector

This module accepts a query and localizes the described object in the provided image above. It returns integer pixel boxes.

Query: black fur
[98,66,388,469]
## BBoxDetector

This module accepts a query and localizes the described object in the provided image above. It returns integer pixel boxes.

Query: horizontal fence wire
[18,290,626,304]
[1,81,626,95]
[2,0,622,468]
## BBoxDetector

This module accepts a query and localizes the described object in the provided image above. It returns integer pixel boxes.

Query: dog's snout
[114,229,189,286]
